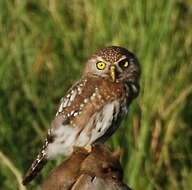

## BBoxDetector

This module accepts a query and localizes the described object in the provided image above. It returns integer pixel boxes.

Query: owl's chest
[99,79,126,100]
[89,97,127,144]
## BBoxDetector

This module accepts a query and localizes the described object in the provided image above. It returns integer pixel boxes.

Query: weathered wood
[41,145,132,190]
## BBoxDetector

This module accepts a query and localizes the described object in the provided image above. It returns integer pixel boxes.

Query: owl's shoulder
[55,76,98,117]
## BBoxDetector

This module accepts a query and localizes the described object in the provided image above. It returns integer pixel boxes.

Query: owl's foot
[84,144,92,153]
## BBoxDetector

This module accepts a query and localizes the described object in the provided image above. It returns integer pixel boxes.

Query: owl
[23,46,140,185]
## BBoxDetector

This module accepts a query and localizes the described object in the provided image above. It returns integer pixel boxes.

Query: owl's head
[83,46,141,97]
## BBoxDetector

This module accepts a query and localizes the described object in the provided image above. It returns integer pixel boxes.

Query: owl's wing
[52,77,96,128]
[55,79,84,117]
[22,78,90,185]
[47,76,106,158]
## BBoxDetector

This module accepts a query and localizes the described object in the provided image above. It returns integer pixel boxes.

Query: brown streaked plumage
[23,46,140,185]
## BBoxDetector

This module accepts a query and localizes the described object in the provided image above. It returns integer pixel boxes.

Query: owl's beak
[110,65,116,82]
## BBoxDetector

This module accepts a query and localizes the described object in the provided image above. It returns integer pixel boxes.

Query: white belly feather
[47,100,122,159]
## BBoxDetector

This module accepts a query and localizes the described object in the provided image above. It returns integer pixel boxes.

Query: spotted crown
[92,46,136,63]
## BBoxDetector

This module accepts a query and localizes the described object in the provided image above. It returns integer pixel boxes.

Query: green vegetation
[0,1,191,189]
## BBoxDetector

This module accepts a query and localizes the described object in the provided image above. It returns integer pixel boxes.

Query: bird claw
[84,144,92,153]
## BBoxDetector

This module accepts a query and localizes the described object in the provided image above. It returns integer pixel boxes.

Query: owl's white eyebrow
[116,55,127,63]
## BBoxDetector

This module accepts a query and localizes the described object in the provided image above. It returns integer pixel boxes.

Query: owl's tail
[22,148,48,185]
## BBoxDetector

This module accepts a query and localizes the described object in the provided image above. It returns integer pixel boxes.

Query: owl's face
[83,46,141,97]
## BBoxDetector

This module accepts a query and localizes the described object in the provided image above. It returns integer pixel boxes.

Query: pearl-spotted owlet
[23,46,141,185]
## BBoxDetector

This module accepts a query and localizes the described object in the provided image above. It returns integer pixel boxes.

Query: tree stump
[41,145,132,190]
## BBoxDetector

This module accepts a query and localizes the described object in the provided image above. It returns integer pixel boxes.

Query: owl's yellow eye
[119,59,129,69]
[123,61,129,67]
[96,62,106,70]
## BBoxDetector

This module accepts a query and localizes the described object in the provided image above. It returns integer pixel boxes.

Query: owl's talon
[84,145,92,153]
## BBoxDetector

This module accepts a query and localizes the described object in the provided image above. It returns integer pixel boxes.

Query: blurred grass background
[0,0,192,189]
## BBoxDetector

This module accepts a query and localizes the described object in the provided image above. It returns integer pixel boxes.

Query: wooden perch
[41,145,132,190]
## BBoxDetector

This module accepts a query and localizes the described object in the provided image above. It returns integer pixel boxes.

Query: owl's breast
[97,78,126,100]
[91,98,127,144]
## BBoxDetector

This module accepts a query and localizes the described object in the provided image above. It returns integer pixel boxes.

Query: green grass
[0,0,192,189]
